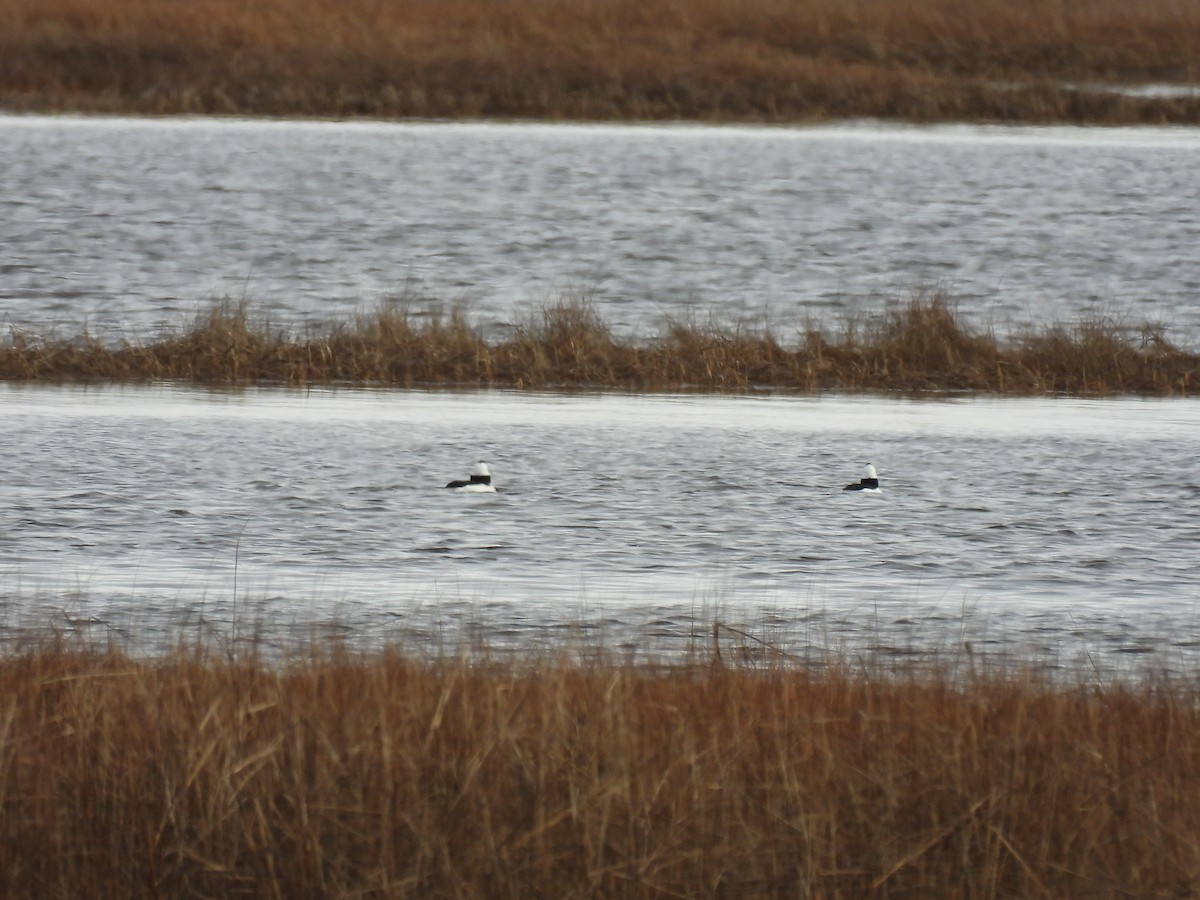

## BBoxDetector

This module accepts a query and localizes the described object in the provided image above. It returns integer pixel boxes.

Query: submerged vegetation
[2,0,1199,124]
[2,296,1197,395]
[2,641,1200,897]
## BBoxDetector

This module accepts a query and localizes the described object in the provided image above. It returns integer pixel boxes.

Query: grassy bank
[2,0,1199,124]
[3,296,1197,395]
[2,643,1198,897]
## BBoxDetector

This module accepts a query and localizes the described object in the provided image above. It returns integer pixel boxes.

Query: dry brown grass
[2,0,1199,123]
[2,641,1200,897]
[3,295,1197,395]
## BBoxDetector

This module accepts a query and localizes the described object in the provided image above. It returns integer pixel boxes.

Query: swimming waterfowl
[446,461,496,493]
[843,463,881,493]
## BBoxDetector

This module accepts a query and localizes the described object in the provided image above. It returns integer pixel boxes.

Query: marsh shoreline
[3,0,1200,124]
[2,642,1198,897]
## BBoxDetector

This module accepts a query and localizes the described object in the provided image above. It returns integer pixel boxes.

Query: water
[3,116,1200,342]
[4,115,1200,673]
[3,384,1198,674]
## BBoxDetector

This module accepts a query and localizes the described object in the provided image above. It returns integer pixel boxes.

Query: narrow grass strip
[3,295,1197,395]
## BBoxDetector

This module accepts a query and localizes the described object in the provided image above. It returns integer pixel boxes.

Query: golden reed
[1,642,1198,897]
[2,296,1197,395]
[2,0,1199,122]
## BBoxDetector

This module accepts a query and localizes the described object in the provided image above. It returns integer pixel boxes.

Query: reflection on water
[2,384,1198,674]
[3,116,1200,342]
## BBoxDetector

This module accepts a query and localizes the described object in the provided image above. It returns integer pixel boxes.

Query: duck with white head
[843,463,881,493]
[446,461,496,493]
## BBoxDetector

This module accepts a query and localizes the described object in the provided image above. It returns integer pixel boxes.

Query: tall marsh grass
[3,295,1197,395]
[3,642,1200,897]
[2,0,1200,122]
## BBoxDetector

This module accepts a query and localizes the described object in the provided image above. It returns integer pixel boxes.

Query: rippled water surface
[4,116,1200,340]
[3,386,1198,673]
[5,116,1200,672]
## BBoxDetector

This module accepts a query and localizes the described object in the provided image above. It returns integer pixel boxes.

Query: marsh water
[3,115,1200,672]
[3,115,1200,341]
[2,385,1198,674]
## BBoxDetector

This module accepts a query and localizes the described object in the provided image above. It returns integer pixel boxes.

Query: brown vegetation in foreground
[3,296,1198,395]
[2,643,1199,897]
[2,0,1200,123]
